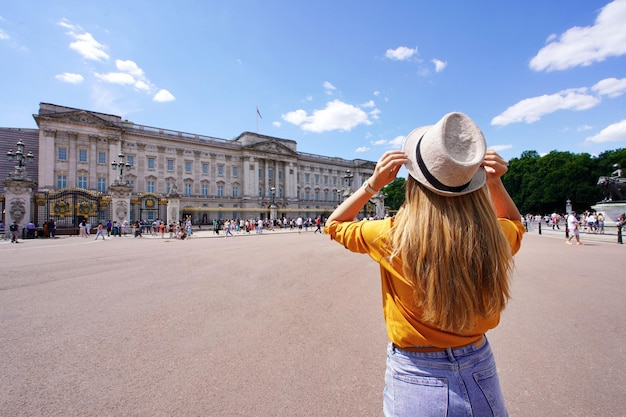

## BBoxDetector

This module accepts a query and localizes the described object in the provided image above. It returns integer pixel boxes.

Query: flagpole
[256,106,262,133]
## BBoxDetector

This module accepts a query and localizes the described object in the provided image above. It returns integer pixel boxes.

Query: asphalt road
[0,228,624,416]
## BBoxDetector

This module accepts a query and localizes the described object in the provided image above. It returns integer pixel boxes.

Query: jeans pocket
[473,365,508,417]
[385,372,448,417]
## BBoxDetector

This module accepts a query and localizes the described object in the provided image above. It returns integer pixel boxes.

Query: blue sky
[1,0,625,162]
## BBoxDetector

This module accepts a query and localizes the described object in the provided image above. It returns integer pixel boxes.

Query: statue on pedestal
[598,164,626,202]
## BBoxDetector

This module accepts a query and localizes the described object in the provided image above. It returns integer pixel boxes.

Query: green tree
[381,177,406,212]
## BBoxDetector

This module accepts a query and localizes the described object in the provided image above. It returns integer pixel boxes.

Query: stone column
[3,179,37,233]
[109,184,133,226]
[166,191,181,226]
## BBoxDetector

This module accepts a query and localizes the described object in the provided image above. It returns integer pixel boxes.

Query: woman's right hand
[369,151,408,191]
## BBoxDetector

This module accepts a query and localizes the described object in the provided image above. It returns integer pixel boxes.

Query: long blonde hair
[388,176,514,334]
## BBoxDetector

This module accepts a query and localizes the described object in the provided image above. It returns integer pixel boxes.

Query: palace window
[57,175,67,188]
[167,159,174,172]
[185,161,192,174]
[217,165,224,176]
[78,149,87,162]
[98,152,106,164]
[185,183,192,196]
[78,176,87,189]
[201,184,208,196]
[57,147,67,161]
[217,185,224,197]
[232,167,238,177]
[202,163,209,174]
[232,186,239,198]
[97,177,107,192]
[147,157,155,170]
[147,181,155,193]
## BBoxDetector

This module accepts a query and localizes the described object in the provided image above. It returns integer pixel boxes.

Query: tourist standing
[94,223,106,240]
[324,112,525,416]
[566,211,583,245]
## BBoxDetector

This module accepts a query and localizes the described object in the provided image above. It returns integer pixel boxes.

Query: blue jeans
[383,336,508,417]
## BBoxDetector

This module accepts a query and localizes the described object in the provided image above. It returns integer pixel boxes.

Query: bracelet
[363,180,378,194]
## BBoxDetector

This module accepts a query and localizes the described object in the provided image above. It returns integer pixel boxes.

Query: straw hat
[403,112,486,196]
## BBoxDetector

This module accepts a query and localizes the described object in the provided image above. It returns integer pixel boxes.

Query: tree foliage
[381,177,406,212]
[381,148,626,215]
[503,148,626,215]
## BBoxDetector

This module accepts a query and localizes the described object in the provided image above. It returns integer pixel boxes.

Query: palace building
[2,103,383,232]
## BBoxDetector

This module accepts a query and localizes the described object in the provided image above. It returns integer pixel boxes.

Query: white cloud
[489,144,513,152]
[356,146,370,153]
[55,72,84,84]
[369,108,381,120]
[591,77,626,98]
[529,0,626,72]
[577,125,593,131]
[94,72,135,85]
[116,59,145,78]
[59,18,109,61]
[0,28,9,40]
[585,119,626,143]
[282,99,373,133]
[385,46,417,61]
[323,81,336,95]
[153,89,175,102]
[372,139,387,146]
[432,58,447,72]
[491,87,600,126]
[361,100,375,108]
[388,135,405,148]
[272,121,281,128]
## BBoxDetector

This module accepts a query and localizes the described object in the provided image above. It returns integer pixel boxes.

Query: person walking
[224,220,234,237]
[94,222,106,240]
[324,112,525,417]
[9,221,19,243]
[313,216,323,234]
[566,211,583,245]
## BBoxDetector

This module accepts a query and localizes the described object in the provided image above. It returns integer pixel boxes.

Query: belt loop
[445,347,455,362]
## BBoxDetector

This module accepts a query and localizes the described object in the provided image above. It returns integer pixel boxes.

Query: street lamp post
[565,199,572,238]
[269,186,277,222]
[343,169,354,198]
[6,140,35,181]
[111,153,132,185]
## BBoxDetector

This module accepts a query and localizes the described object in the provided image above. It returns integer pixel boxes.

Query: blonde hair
[388,176,514,334]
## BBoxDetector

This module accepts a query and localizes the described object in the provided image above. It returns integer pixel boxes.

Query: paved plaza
[1,227,624,416]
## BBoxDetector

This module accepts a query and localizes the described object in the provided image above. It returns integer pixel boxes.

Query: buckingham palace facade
[1,102,383,229]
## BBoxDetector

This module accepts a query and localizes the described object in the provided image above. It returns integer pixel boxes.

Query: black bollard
[565,225,569,239]
[618,225,623,244]
[538,221,542,235]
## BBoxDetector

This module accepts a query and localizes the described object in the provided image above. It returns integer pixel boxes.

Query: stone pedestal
[3,179,37,230]
[166,195,180,225]
[109,184,133,226]
[591,202,626,227]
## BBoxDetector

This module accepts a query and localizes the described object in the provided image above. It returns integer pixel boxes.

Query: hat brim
[403,125,486,196]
